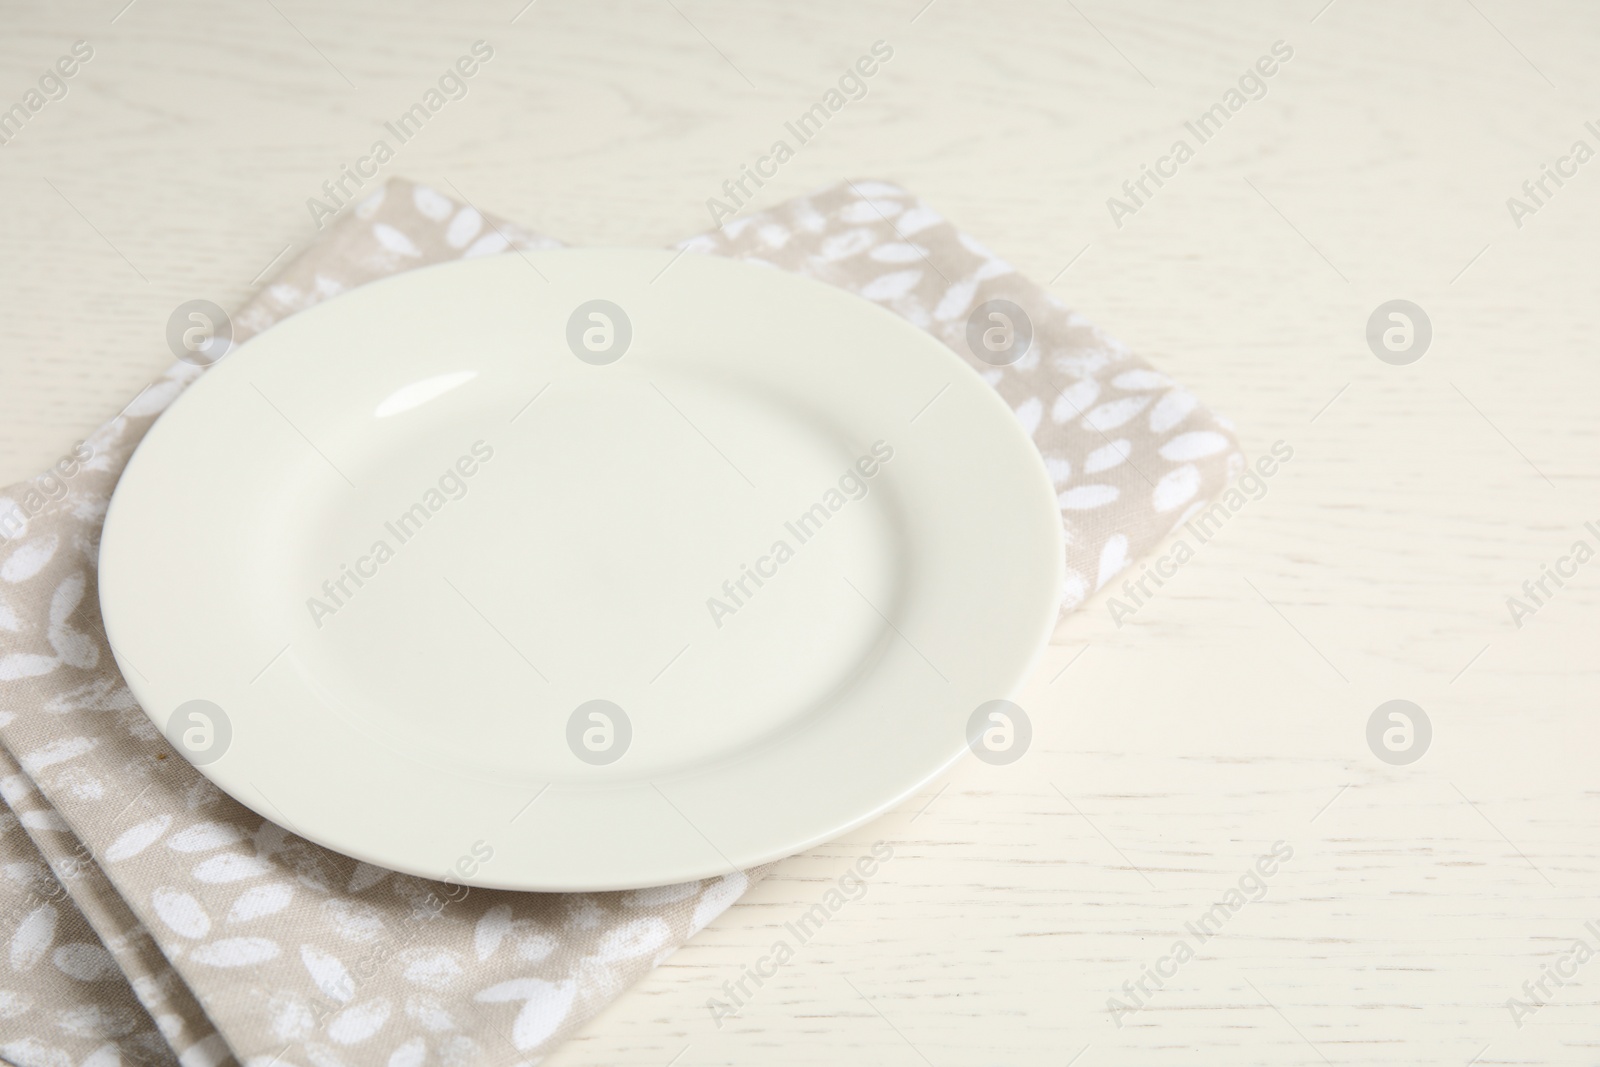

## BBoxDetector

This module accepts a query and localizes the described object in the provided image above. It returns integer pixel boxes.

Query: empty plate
[100,249,1062,890]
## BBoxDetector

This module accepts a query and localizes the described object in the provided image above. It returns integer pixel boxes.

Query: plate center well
[280,370,907,782]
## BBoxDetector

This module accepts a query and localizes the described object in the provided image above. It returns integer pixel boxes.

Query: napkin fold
[0,178,1240,1067]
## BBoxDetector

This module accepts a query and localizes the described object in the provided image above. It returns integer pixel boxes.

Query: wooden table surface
[3,1,1597,1063]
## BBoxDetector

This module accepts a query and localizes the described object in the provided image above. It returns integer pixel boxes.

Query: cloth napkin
[0,178,1241,1067]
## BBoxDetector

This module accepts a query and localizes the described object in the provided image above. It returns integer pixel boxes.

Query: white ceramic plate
[100,249,1062,891]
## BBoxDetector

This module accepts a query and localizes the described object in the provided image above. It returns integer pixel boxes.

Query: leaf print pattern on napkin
[678,179,1242,613]
[1,745,220,1067]
[0,176,1240,1066]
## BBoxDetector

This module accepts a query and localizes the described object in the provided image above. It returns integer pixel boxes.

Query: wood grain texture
[3,1,1597,1063]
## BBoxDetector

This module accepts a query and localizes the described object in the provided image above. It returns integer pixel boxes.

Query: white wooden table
[4,1,1597,1063]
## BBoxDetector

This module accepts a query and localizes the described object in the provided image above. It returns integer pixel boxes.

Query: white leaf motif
[192,853,273,884]
[373,224,422,258]
[689,871,749,936]
[10,904,58,970]
[2,535,59,583]
[47,572,85,627]
[18,810,70,833]
[0,591,21,631]
[1083,396,1152,432]
[1158,431,1230,461]
[53,942,116,981]
[387,1037,425,1067]
[105,814,171,861]
[411,185,453,221]
[463,232,509,259]
[474,904,512,962]
[168,822,244,853]
[1013,397,1043,438]
[1112,369,1171,391]
[189,937,279,968]
[475,978,577,1051]
[347,862,389,893]
[868,243,928,264]
[328,998,392,1045]
[1153,465,1202,512]
[1098,534,1130,587]
[445,209,482,249]
[595,918,671,962]
[1149,389,1198,433]
[301,944,354,1004]
[177,1033,231,1067]
[0,1039,68,1067]
[895,205,943,234]
[932,278,976,322]
[1050,379,1100,423]
[80,1044,121,1067]
[20,737,95,776]
[818,228,874,261]
[858,269,923,302]
[152,888,212,939]
[1084,439,1132,473]
[0,653,57,681]
[46,624,98,670]
[839,198,903,222]
[1059,485,1120,510]
[227,882,294,924]
[403,952,463,989]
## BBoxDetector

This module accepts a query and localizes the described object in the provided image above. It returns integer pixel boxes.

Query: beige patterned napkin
[2,743,217,1067]
[0,178,1240,1067]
